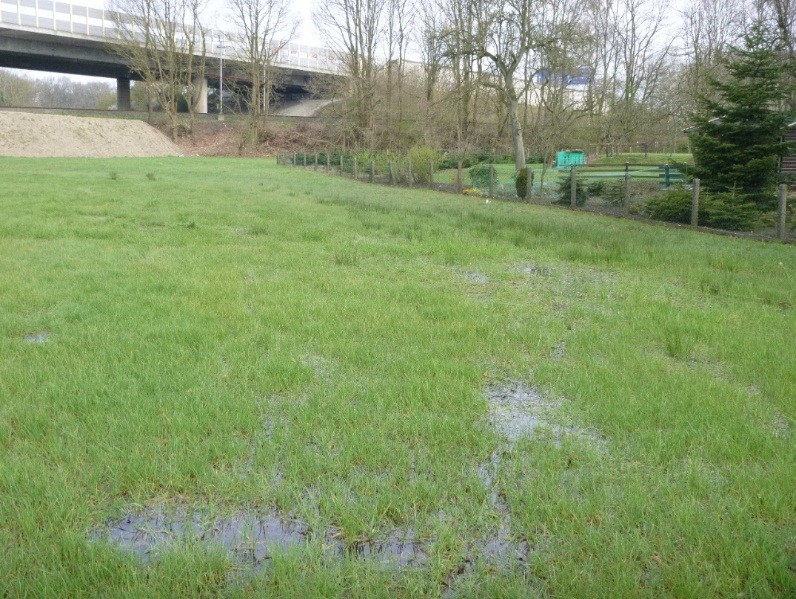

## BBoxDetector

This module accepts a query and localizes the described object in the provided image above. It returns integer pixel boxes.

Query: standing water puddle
[486,382,561,442]
[445,382,591,594]
[24,331,51,344]
[345,529,428,568]
[94,508,306,566]
[93,506,427,569]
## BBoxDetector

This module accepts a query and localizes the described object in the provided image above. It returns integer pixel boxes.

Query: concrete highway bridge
[0,0,342,111]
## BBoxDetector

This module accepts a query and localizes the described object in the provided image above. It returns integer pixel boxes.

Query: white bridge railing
[0,0,342,75]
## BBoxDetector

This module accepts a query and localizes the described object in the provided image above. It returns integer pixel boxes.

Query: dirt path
[0,111,181,158]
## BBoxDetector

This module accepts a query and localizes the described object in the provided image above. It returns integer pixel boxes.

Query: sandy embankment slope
[0,111,181,157]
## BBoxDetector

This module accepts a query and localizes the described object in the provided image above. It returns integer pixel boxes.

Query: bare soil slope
[0,111,181,158]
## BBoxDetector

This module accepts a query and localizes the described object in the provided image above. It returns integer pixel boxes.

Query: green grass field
[1,157,793,597]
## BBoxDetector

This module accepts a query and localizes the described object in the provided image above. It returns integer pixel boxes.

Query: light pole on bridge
[217,36,227,116]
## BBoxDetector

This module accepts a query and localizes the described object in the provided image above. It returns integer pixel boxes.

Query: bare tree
[314,0,384,147]
[228,0,298,147]
[383,0,413,147]
[471,0,538,171]
[583,0,672,152]
[113,0,208,138]
[758,0,795,57]
[759,0,796,110]
[677,0,743,113]
[436,0,484,152]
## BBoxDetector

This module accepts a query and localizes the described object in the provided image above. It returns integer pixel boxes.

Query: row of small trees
[111,0,296,142]
[311,0,795,172]
[0,71,116,109]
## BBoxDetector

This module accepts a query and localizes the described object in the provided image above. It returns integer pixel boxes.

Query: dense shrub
[586,179,606,197]
[644,187,693,223]
[515,168,533,198]
[644,188,759,230]
[700,193,758,230]
[469,164,497,188]
[407,146,441,183]
[554,171,588,206]
[439,152,516,169]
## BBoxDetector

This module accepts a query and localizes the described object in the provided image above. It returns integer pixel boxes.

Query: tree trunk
[508,95,526,172]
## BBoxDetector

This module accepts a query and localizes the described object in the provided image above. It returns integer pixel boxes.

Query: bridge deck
[0,0,342,77]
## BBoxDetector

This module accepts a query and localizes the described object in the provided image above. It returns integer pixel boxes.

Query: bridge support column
[193,76,208,114]
[116,78,131,111]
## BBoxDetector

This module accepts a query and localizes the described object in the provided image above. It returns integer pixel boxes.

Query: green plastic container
[555,150,585,169]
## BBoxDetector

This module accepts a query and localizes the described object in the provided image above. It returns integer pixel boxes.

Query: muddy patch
[24,331,51,344]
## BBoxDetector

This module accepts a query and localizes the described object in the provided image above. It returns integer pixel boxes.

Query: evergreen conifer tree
[689,23,794,208]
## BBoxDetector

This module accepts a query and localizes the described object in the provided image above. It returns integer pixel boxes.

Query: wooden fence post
[488,164,494,198]
[407,160,414,187]
[302,153,307,167]
[429,161,435,188]
[353,157,358,180]
[314,153,318,171]
[570,166,577,207]
[691,178,700,227]
[339,154,344,175]
[369,158,375,183]
[456,161,463,193]
[292,152,296,166]
[326,153,330,172]
[778,184,788,242]
[388,161,395,184]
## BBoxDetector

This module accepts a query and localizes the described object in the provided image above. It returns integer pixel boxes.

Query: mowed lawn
[0,157,793,597]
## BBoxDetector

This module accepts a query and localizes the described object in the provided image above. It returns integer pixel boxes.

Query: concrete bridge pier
[193,76,208,114]
[116,78,131,111]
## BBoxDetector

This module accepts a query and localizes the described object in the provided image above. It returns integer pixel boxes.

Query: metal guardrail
[0,0,343,75]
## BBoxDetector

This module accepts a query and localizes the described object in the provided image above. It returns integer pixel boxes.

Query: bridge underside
[0,27,323,111]
[0,28,136,79]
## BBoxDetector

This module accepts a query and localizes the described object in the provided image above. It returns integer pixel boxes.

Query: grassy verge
[0,157,793,597]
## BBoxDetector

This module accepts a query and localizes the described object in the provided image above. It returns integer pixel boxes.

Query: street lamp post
[217,36,226,115]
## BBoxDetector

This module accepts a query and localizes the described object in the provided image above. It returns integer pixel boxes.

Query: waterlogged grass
[0,157,794,597]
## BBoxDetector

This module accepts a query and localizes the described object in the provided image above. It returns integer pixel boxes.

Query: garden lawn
[0,157,793,597]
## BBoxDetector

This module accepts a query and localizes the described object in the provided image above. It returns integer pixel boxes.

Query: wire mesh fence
[277,151,793,243]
